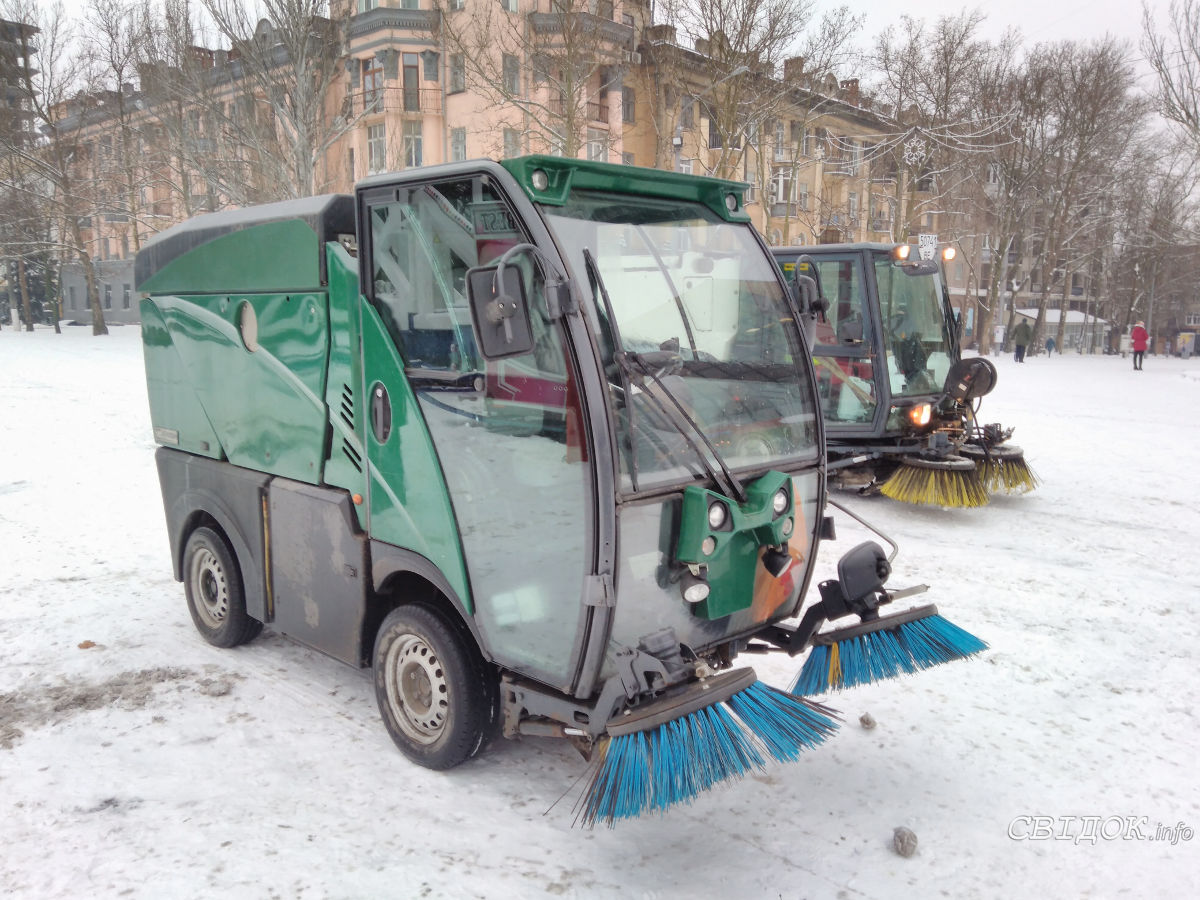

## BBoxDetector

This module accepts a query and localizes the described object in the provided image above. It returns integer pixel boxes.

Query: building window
[587,128,607,162]
[848,192,858,218]
[502,54,520,96]
[449,55,465,93]
[403,120,423,168]
[123,284,131,309]
[798,181,809,210]
[773,119,786,161]
[422,51,439,81]
[708,114,723,150]
[403,53,421,111]
[362,57,383,109]
[622,151,635,166]
[367,123,387,174]
[1185,312,1200,327]
[597,0,613,18]
[104,284,112,310]
[68,285,76,311]
[621,86,635,123]
[358,0,380,9]
[400,0,419,8]
[679,96,694,128]
[451,127,467,161]
[501,0,517,11]
[679,158,693,174]
[347,147,355,183]
[503,128,520,159]
[449,0,464,7]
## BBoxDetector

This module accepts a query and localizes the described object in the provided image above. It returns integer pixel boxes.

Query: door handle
[370,382,392,443]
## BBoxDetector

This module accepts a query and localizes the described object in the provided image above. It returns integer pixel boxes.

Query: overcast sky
[46,0,1172,88]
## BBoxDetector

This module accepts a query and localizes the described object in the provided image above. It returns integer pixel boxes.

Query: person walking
[1012,319,1032,363]
[1045,337,1055,356]
[1131,321,1148,370]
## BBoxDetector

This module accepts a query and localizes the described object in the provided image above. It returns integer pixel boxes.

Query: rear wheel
[183,526,262,648]
[373,604,497,770]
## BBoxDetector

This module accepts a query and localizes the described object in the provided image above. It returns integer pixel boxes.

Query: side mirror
[466,263,535,359]
[791,255,828,347]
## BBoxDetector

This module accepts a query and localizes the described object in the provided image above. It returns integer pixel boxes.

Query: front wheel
[182,526,262,648]
[373,604,497,770]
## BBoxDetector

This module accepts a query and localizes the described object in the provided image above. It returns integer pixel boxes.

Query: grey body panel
[155,447,271,622]
[268,479,371,667]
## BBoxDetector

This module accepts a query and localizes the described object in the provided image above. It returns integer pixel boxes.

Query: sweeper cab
[137,158,985,827]
[773,242,1036,507]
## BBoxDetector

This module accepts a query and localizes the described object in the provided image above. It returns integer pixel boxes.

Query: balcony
[349,86,443,117]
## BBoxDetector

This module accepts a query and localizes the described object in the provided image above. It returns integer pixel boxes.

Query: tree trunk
[18,257,33,332]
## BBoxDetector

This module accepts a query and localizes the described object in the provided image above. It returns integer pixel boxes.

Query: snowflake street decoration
[903,135,927,168]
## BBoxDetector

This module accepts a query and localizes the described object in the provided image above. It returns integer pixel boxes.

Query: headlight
[707,501,728,530]
[908,403,932,427]
[772,487,790,516]
[701,536,717,556]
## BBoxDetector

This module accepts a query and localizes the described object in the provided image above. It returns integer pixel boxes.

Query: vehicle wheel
[183,526,262,648]
[373,604,497,770]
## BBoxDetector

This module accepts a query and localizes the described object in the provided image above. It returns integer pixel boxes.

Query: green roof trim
[500,155,752,223]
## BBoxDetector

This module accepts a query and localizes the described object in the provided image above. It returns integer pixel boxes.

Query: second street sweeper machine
[772,243,1037,508]
[136,157,985,826]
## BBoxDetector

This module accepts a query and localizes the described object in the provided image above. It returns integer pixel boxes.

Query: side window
[811,256,877,426]
[368,178,525,374]
[813,257,870,349]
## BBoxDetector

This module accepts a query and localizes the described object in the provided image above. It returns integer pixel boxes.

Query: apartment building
[53,1,938,325]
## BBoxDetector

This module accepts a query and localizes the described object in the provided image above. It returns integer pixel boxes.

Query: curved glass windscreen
[544,191,819,492]
[873,252,956,397]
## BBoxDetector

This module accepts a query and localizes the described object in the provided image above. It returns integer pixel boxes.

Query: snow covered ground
[2,324,1198,899]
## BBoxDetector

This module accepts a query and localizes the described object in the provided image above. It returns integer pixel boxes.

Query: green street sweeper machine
[773,243,1037,508]
[137,158,985,826]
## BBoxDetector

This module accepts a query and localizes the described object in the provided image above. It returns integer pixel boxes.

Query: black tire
[373,604,497,770]
[182,526,262,648]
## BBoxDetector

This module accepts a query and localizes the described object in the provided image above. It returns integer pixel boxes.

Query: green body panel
[137,220,326,295]
[320,243,368,523]
[140,298,223,459]
[145,291,330,484]
[675,471,795,620]
[359,298,473,613]
[500,155,751,223]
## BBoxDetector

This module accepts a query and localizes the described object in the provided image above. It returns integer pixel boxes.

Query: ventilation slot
[341,439,363,472]
[340,384,355,429]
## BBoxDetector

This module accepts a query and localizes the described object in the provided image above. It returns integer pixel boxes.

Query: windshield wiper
[582,248,747,504]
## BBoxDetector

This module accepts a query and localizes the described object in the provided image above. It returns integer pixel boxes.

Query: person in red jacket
[1131,321,1149,370]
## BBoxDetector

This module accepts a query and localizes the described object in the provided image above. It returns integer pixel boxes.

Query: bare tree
[435,0,639,160]
[1,0,108,335]
[1143,0,1200,148]
[184,0,355,200]
[649,0,861,181]
[868,10,1014,243]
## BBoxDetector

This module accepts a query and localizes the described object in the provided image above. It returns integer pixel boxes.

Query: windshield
[543,190,819,492]
[874,253,955,397]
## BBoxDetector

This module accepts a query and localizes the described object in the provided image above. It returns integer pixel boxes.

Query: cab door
[358,172,594,693]
[802,252,883,433]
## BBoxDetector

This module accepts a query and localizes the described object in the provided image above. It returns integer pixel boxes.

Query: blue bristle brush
[792,604,988,695]
[576,669,839,828]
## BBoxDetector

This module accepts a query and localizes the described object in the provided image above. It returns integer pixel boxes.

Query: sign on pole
[918,233,937,260]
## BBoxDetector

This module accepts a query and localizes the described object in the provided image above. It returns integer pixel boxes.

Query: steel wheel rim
[189,547,229,628]
[384,633,448,745]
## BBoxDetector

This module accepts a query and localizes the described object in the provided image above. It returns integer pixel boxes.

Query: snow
[2,324,1198,898]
